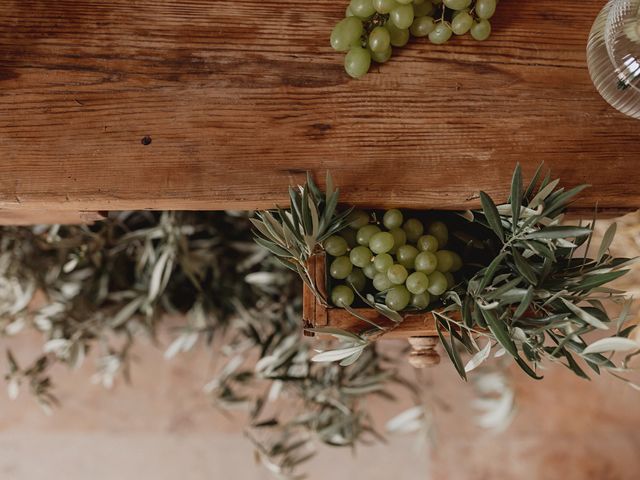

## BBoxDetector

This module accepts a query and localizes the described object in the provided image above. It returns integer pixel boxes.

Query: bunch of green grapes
[330,0,498,78]
[324,209,463,312]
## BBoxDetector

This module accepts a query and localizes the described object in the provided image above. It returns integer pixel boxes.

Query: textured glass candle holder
[587,0,640,119]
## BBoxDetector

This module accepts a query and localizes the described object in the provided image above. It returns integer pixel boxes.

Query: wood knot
[408,336,440,369]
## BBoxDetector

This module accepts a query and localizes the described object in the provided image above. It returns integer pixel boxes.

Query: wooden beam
[1,1,639,213]
[0,210,105,226]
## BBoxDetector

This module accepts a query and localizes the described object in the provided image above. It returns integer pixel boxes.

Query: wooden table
[1,0,639,224]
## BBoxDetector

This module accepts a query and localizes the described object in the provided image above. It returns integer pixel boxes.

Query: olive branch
[434,164,640,384]
[254,166,640,389]
[251,172,353,305]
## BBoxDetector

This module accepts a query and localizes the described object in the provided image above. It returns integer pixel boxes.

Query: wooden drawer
[303,252,440,339]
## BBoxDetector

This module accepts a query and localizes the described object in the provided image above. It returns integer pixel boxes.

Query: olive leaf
[596,222,617,263]
[582,337,640,355]
[480,191,504,242]
[510,163,523,226]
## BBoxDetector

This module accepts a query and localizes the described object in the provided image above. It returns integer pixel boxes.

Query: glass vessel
[587,0,640,119]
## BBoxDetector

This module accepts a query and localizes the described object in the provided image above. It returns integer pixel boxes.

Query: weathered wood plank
[0,210,105,225]
[1,1,638,213]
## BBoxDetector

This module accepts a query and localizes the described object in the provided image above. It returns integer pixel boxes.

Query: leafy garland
[3,211,508,479]
[252,165,640,387]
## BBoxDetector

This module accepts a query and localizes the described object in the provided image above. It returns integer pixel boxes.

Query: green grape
[395,0,413,4]
[371,46,392,63]
[383,209,403,229]
[388,227,407,253]
[373,253,394,273]
[363,262,378,279]
[345,46,372,78]
[417,234,439,252]
[406,271,429,295]
[387,264,408,285]
[410,16,436,37]
[386,21,410,47]
[413,1,434,16]
[350,245,373,268]
[330,256,353,279]
[427,221,448,247]
[347,268,367,291]
[373,0,398,13]
[413,0,426,4]
[402,218,424,243]
[415,251,438,274]
[390,4,414,30]
[332,285,355,307]
[450,252,463,272]
[373,272,393,291]
[444,272,455,289]
[324,235,348,257]
[451,11,473,35]
[397,244,419,269]
[470,19,492,41]
[385,285,411,311]
[369,26,391,53]
[435,250,455,273]
[428,22,452,44]
[331,17,364,52]
[443,0,471,9]
[427,271,447,296]
[370,231,395,254]
[475,0,497,19]
[346,6,356,16]
[340,228,358,248]
[350,0,376,18]
[411,292,431,309]
[347,209,370,229]
[357,224,381,245]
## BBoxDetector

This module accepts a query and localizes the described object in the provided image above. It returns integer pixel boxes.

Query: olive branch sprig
[272,166,640,390]
[252,173,409,366]
[251,173,353,306]
[435,164,640,386]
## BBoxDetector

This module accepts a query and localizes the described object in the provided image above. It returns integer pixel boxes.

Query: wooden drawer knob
[408,336,440,369]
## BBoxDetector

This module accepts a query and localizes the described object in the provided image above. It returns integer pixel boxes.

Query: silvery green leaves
[305,289,407,367]
[252,173,352,261]
[309,327,369,366]
[252,173,353,302]
[4,353,58,414]
[238,326,409,478]
[460,164,638,385]
[471,366,516,431]
[0,210,425,479]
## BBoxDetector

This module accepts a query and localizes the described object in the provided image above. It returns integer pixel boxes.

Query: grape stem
[363,13,389,35]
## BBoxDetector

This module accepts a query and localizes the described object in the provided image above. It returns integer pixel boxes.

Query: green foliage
[436,164,640,384]
[262,167,640,389]
[0,211,421,479]
[251,173,353,304]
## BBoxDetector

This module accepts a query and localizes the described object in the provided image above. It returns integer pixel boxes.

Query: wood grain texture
[321,311,439,339]
[1,1,639,212]
[0,210,105,225]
